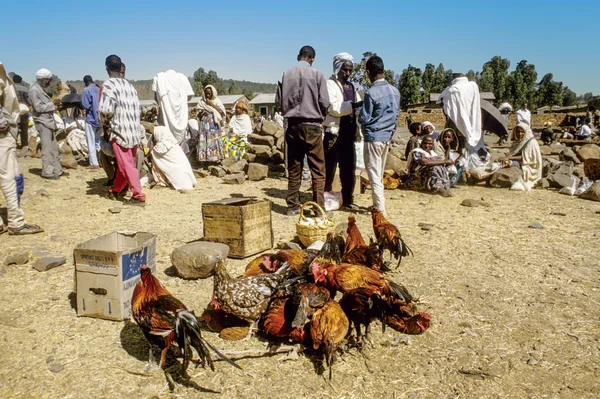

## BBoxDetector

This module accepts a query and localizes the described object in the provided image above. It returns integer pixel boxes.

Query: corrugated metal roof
[249,93,276,104]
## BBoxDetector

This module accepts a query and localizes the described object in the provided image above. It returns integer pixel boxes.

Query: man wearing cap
[323,52,362,211]
[0,62,43,235]
[29,68,65,179]
[276,45,330,216]
[541,122,554,144]
[81,75,102,168]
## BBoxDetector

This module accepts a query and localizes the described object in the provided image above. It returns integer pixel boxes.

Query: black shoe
[125,197,146,207]
[287,208,300,216]
[103,179,114,186]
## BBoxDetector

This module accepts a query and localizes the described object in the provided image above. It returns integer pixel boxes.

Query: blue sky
[3,0,598,95]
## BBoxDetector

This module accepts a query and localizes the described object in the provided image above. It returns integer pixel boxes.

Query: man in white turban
[29,68,66,179]
[323,52,363,210]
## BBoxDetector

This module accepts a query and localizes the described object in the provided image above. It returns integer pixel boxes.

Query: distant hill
[66,78,277,101]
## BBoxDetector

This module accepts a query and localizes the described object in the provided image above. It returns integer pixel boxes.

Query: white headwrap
[333,52,354,75]
[422,121,435,131]
[36,68,52,80]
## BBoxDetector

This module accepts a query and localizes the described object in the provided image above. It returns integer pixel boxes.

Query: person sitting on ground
[195,85,226,164]
[405,135,454,197]
[574,118,593,140]
[433,128,464,186]
[499,122,542,191]
[404,122,422,160]
[541,122,555,144]
[149,126,197,191]
[223,102,252,161]
[422,121,437,139]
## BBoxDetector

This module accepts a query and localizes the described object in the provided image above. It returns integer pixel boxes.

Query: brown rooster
[339,293,383,346]
[371,206,413,267]
[290,283,331,328]
[385,298,431,335]
[311,261,413,304]
[132,266,238,388]
[342,216,387,271]
[261,297,307,344]
[211,257,291,336]
[310,299,349,380]
[243,252,276,277]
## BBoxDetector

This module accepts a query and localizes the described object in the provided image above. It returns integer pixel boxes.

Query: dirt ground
[1,133,599,399]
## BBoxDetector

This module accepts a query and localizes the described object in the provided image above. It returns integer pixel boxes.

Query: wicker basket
[295,201,335,247]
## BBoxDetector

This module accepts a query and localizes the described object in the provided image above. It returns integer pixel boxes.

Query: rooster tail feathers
[275,262,290,275]
[292,297,309,328]
[388,281,413,304]
[200,336,243,370]
[176,310,214,371]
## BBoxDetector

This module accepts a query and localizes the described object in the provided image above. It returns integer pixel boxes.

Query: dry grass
[1,137,599,399]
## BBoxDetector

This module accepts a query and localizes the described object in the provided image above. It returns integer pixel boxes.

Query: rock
[32,257,67,272]
[277,241,303,251]
[576,144,600,162]
[221,158,237,169]
[248,133,275,147]
[260,120,280,136]
[539,145,552,156]
[170,241,230,279]
[60,154,78,169]
[418,222,433,231]
[226,159,248,174]
[529,222,544,229]
[550,142,565,155]
[108,207,122,214]
[573,167,585,179]
[276,136,285,151]
[551,211,567,216]
[560,148,580,164]
[58,142,72,155]
[48,363,64,373]
[249,145,272,162]
[243,152,256,163]
[271,150,285,164]
[547,164,574,189]
[384,153,407,175]
[36,189,49,197]
[208,166,226,178]
[489,167,522,188]
[461,199,480,207]
[193,169,209,178]
[247,163,269,181]
[539,178,550,189]
[542,158,563,177]
[5,252,30,266]
[222,173,245,184]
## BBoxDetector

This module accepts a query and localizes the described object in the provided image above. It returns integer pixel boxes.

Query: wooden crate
[202,197,273,258]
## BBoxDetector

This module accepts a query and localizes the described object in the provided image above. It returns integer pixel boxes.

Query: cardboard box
[74,231,157,321]
[202,197,273,258]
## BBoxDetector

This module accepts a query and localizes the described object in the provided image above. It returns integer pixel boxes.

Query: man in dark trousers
[12,75,29,150]
[277,45,330,216]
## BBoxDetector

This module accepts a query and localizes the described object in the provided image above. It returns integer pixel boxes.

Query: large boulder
[547,164,574,189]
[249,144,272,163]
[248,133,275,147]
[539,145,553,156]
[243,152,256,163]
[221,158,237,169]
[385,152,407,175]
[560,148,580,164]
[171,242,229,279]
[60,154,78,169]
[276,136,285,151]
[222,173,246,184]
[208,166,226,178]
[542,158,563,177]
[226,159,248,174]
[489,167,522,188]
[576,144,600,162]
[261,120,280,136]
[550,143,565,155]
[271,150,285,164]
[247,163,269,181]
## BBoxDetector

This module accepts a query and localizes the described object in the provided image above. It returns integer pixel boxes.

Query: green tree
[350,51,397,87]
[228,81,242,95]
[478,56,511,102]
[432,63,446,92]
[507,60,538,109]
[465,70,475,81]
[562,87,577,106]
[192,67,207,95]
[421,63,435,103]
[242,87,254,100]
[398,65,423,110]
[537,73,564,107]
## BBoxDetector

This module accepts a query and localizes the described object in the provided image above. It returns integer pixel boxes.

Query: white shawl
[152,70,194,144]
[509,122,542,186]
[228,113,252,137]
[151,126,197,190]
[438,77,483,149]
[195,85,226,125]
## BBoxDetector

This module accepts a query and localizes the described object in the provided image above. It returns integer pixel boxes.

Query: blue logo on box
[122,248,147,281]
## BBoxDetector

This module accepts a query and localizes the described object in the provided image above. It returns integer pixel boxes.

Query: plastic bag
[575,177,593,196]
[355,141,365,170]
[558,175,581,196]
[324,191,342,211]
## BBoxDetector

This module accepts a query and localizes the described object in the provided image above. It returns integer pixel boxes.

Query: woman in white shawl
[405,135,455,196]
[499,122,542,191]
[223,102,252,160]
[195,85,225,164]
[150,126,197,190]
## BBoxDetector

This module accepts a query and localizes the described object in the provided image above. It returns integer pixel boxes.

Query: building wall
[252,103,276,116]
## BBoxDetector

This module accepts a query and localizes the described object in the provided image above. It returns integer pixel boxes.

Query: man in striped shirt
[99,54,146,206]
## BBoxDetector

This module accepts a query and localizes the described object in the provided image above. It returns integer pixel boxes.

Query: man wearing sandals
[0,62,43,235]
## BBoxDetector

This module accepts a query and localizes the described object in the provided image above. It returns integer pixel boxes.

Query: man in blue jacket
[82,75,102,168]
[359,56,400,216]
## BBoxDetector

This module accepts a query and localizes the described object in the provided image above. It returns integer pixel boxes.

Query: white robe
[152,70,194,144]
[151,126,197,190]
[438,77,483,149]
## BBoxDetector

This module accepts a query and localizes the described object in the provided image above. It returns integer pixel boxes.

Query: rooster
[370,206,413,267]
[211,257,291,337]
[385,298,431,335]
[290,283,331,328]
[310,299,349,380]
[132,266,238,388]
[261,297,307,344]
[339,293,383,346]
[342,216,388,271]
[311,261,413,304]
[243,252,276,277]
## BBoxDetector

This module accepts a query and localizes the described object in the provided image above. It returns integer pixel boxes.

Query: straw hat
[543,122,552,128]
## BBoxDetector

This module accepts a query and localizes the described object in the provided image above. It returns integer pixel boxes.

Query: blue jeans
[85,123,102,166]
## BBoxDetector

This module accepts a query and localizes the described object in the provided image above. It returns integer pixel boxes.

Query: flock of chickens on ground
[131,206,431,389]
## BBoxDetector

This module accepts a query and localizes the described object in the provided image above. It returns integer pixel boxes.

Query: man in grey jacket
[29,68,65,179]
[277,45,330,215]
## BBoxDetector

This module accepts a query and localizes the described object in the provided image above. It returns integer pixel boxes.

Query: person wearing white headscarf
[152,70,194,145]
[499,122,542,191]
[0,62,43,234]
[150,126,196,190]
[29,68,65,179]
[223,102,252,160]
[323,52,362,210]
[195,85,225,163]
[421,121,437,138]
